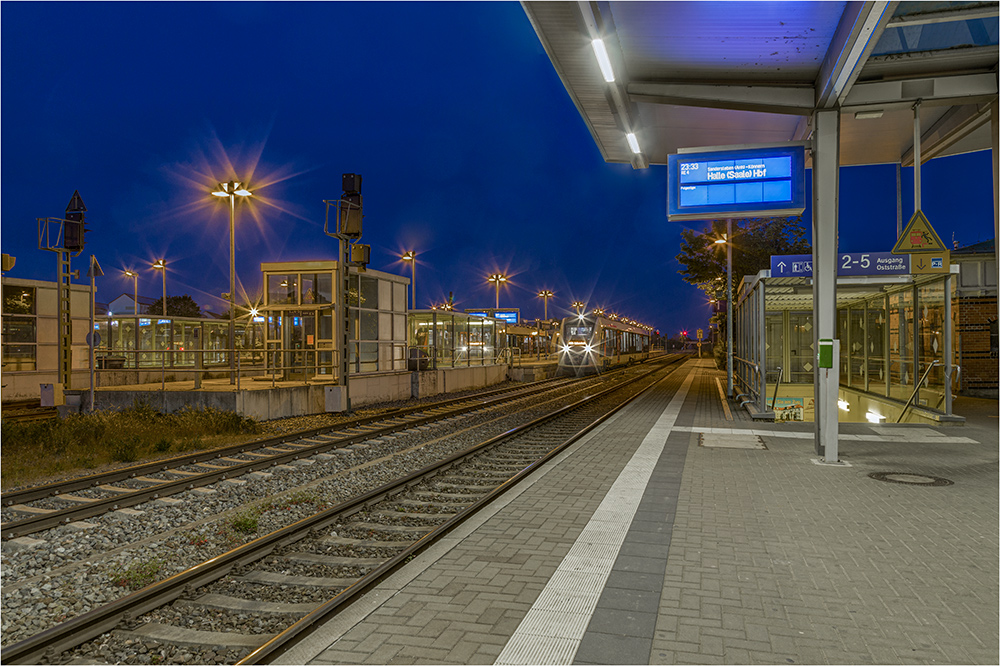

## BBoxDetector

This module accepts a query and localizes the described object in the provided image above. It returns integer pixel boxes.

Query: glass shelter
[733,267,959,423]
[260,261,409,381]
[407,310,508,369]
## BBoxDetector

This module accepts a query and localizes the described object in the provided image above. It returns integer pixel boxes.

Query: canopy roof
[523,1,998,168]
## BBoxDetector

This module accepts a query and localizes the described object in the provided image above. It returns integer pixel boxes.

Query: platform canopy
[522,1,998,169]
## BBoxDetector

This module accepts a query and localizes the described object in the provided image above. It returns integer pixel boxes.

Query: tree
[146,294,202,318]
[676,216,810,299]
[676,217,810,369]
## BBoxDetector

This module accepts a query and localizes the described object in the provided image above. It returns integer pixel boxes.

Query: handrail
[896,360,940,423]
[771,366,782,410]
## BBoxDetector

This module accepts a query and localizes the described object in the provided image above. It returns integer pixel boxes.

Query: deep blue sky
[1,2,995,336]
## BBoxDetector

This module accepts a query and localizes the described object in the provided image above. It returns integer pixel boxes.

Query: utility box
[818,338,836,369]
[40,383,65,407]
[325,385,347,413]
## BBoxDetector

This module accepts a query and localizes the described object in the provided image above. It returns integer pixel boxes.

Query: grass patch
[109,557,167,591]
[1,401,260,489]
[229,508,261,535]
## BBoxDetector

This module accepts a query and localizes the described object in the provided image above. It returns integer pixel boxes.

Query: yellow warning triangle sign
[891,210,946,254]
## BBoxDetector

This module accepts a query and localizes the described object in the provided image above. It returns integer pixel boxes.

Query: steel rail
[241,357,687,664]
[1,378,576,539]
[2,378,564,509]
[0,356,685,665]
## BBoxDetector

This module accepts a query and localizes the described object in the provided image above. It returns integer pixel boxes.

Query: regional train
[556,312,651,376]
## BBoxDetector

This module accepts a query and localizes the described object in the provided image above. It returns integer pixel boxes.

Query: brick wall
[956,295,998,397]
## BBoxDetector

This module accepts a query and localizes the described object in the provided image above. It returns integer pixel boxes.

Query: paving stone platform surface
[279,358,998,665]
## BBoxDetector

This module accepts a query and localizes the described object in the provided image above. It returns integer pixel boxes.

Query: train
[556,312,651,376]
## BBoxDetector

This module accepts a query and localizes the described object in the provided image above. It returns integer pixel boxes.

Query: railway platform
[279,358,999,665]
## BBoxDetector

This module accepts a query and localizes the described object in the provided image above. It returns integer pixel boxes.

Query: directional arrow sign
[911,250,950,274]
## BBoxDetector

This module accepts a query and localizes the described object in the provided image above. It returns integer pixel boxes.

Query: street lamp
[488,273,507,309]
[537,289,553,320]
[715,224,733,398]
[402,251,416,309]
[212,180,253,385]
[571,300,585,315]
[123,269,139,315]
[151,260,166,317]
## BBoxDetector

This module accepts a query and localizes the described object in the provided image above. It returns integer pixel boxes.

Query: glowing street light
[402,251,416,310]
[571,300,585,315]
[537,290,554,320]
[212,180,253,384]
[123,269,139,315]
[151,260,166,317]
[488,273,507,309]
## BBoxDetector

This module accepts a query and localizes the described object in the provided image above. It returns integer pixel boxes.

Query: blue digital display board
[667,145,806,221]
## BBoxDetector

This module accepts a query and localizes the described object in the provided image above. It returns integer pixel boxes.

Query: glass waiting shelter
[733,265,959,423]
[260,261,409,381]
[92,315,263,370]
[408,310,508,369]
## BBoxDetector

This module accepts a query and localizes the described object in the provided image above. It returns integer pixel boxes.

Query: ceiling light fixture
[626,132,641,154]
[591,38,615,82]
[854,110,884,120]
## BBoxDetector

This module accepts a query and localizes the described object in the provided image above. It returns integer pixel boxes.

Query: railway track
[1,356,687,665]
[1,377,578,539]
[1,400,57,424]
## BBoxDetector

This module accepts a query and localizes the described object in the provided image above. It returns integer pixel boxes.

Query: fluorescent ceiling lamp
[626,132,641,154]
[855,110,884,120]
[591,39,615,82]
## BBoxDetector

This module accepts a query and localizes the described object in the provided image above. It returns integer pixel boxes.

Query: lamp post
[212,180,253,385]
[151,260,166,317]
[402,251,416,309]
[571,300,585,315]
[124,269,139,314]
[715,221,733,398]
[488,273,507,310]
[537,290,553,320]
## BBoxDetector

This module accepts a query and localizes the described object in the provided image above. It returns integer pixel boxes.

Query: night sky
[1,2,995,336]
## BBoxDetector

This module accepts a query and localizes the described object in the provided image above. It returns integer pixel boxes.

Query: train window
[568,325,593,337]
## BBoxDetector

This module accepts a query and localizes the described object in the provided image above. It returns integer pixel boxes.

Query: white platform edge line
[495,368,696,665]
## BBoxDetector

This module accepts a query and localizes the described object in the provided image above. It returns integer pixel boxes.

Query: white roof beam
[842,73,998,111]
[816,1,897,109]
[628,82,815,116]
[900,103,994,166]
[888,5,999,27]
[577,1,648,169]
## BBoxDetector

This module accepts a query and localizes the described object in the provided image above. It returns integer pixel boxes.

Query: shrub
[110,436,141,463]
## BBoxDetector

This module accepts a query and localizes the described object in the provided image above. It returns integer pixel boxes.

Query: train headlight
[584,344,593,353]
[561,345,570,353]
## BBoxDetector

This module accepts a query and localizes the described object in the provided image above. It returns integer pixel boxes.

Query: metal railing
[896,360,940,423]
[733,355,763,408]
[770,366,782,410]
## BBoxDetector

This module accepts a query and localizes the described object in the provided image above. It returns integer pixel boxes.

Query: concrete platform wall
[87,365,510,420]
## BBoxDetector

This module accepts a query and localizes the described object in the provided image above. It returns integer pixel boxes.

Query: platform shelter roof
[523,1,998,169]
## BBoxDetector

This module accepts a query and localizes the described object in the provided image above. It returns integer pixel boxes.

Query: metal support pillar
[812,109,840,462]
[57,251,72,386]
[338,239,352,413]
[757,278,766,412]
[913,100,922,211]
[944,273,953,415]
[726,218,734,398]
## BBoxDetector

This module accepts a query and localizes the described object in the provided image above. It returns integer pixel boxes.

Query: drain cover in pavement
[868,472,953,486]
[699,433,766,449]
